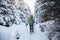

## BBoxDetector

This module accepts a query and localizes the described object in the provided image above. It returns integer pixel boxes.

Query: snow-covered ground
[0,23,48,40]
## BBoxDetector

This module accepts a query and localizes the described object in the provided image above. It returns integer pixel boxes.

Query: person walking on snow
[28,15,35,34]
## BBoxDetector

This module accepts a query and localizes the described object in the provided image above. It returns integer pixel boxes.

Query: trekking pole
[26,23,29,33]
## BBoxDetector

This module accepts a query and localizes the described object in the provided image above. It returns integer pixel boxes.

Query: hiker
[28,15,35,34]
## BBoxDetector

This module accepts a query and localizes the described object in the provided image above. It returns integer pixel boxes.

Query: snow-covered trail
[0,23,48,40]
[28,24,48,40]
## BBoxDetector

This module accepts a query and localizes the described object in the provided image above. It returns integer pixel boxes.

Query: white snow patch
[0,23,48,40]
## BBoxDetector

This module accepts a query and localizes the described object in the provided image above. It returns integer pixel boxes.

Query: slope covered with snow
[0,0,60,40]
[0,22,49,40]
[35,0,60,40]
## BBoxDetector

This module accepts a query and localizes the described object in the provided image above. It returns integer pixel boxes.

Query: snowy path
[28,24,48,40]
[0,23,48,40]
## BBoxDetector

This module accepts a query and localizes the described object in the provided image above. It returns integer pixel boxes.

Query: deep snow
[0,23,48,40]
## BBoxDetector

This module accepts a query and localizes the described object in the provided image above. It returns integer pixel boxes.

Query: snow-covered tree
[0,0,31,27]
[35,0,60,40]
